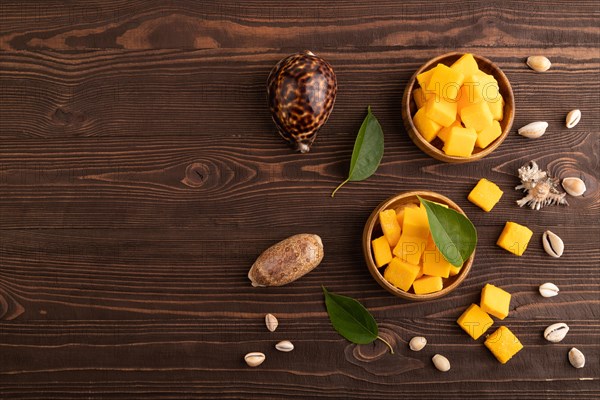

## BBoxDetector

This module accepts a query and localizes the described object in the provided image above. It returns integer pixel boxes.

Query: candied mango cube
[422,237,451,278]
[426,64,465,101]
[476,120,502,149]
[497,221,533,256]
[442,126,477,158]
[484,326,523,364]
[451,54,480,78]
[402,206,429,239]
[413,275,443,294]
[437,120,462,143]
[383,257,421,291]
[379,209,401,247]
[457,303,494,340]
[486,94,504,121]
[413,107,442,142]
[480,283,511,320]
[393,234,427,265]
[372,236,393,268]
[460,101,493,132]
[417,68,436,90]
[468,178,504,212]
[424,97,458,128]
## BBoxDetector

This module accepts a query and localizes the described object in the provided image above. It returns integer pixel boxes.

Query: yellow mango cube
[372,236,393,268]
[468,178,504,212]
[416,264,424,279]
[417,67,436,90]
[383,257,421,292]
[460,101,494,132]
[476,120,502,149]
[486,94,504,121]
[480,283,511,320]
[457,303,494,340]
[437,120,462,143]
[379,209,401,247]
[426,64,465,101]
[413,275,443,294]
[484,326,523,364]
[413,88,427,109]
[442,126,477,158]
[393,234,427,265]
[395,203,418,227]
[413,107,442,142]
[449,265,461,276]
[497,221,533,256]
[457,83,484,113]
[402,206,430,239]
[472,72,500,102]
[424,97,458,128]
[422,237,451,278]
[451,54,480,78]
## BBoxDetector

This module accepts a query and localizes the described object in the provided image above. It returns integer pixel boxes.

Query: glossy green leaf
[418,196,477,267]
[322,286,393,353]
[331,106,384,197]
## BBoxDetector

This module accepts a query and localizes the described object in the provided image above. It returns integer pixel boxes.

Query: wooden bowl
[362,191,475,301]
[402,52,515,163]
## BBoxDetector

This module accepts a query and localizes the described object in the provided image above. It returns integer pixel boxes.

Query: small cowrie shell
[562,177,587,197]
[544,323,569,343]
[565,109,581,129]
[542,231,564,258]
[527,56,551,72]
[409,336,427,352]
[275,340,294,352]
[539,282,560,298]
[244,352,265,367]
[518,121,548,138]
[432,354,450,372]
[568,347,585,369]
[265,313,278,332]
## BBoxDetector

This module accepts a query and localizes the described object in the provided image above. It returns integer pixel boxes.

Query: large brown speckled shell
[267,51,337,153]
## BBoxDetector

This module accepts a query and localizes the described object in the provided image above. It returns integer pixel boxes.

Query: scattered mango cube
[402,206,430,239]
[413,275,443,295]
[442,126,478,158]
[379,209,401,247]
[476,120,502,149]
[484,326,523,364]
[497,221,533,256]
[425,97,458,127]
[426,64,465,101]
[460,101,494,132]
[372,236,393,268]
[468,178,504,212]
[383,257,421,292]
[480,283,511,320]
[393,234,427,265]
[413,107,442,142]
[457,303,494,340]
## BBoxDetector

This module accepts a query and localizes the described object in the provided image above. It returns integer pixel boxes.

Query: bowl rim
[402,52,515,163]
[362,190,475,301]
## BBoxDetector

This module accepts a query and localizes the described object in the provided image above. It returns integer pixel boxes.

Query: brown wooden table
[1,1,599,398]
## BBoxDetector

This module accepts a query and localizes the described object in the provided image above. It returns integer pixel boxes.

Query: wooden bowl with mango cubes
[402,52,515,163]
[362,190,475,301]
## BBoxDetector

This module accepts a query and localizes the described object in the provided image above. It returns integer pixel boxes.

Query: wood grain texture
[1,1,599,399]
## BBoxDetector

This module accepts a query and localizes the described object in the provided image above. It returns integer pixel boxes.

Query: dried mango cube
[379,209,401,247]
[457,303,494,340]
[412,275,443,294]
[402,206,430,239]
[484,326,523,364]
[437,120,462,143]
[426,64,465,101]
[383,257,421,291]
[468,178,504,212]
[480,283,511,320]
[413,107,442,142]
[442,126,477,158]
[486,94,504,121]
[476,120,502,149]
[497,221,533,256]
[372,236,393,268]
[422,237,452,278]
[424,97,458,128]
[393,234,427,265]
[460,101,494,132]
[451,54,480,78]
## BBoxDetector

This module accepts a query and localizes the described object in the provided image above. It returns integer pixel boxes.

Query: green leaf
[331,106,384,197]
[418,196,477,267]
[322,286,394,354]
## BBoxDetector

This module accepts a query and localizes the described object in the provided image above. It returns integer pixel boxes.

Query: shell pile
[515,161,568,210]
